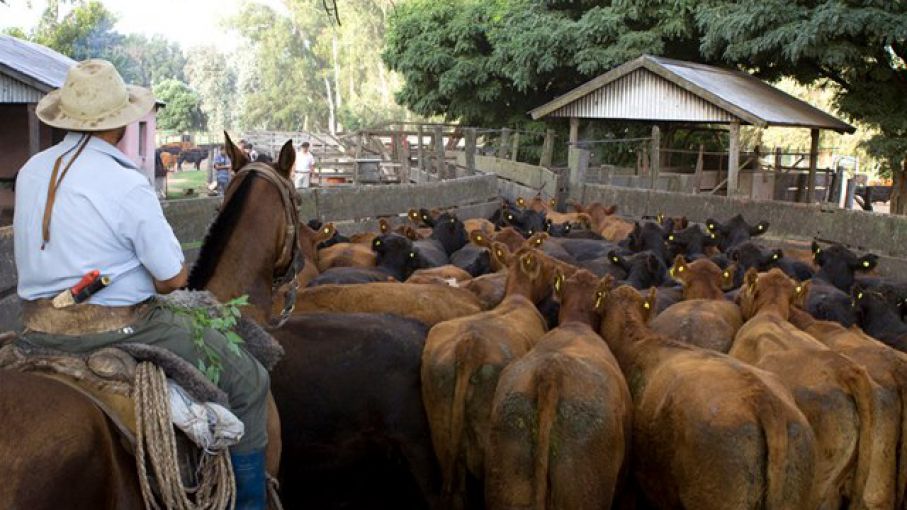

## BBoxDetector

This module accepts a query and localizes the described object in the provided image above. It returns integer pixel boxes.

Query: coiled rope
[134,362,236,510]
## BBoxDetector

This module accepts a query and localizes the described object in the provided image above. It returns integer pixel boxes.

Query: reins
[222,162,301,329]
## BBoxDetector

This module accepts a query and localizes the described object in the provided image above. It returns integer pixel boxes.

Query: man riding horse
[13,59,270,509]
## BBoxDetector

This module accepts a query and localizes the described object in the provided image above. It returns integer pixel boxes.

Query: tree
[118,34,187,87]
[184,45,238,132]
[695,0,907,212]
[153,79,207,132]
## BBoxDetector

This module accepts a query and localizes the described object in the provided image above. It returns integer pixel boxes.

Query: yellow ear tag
[677,266,685,273]
[323,227,330,234]
[710,233,716,239]
[723,271,730,278]
[708,223,715,230]
[795,285,802,294]
[595,291,604,309]
[410,252,415,258]
[422,215,428,221]
[857,292,863,300]
[668,267,675,278]
[758,225,764,230]
[496,249,503,258]
[535,238,542,246]
[668,234,674,241]
[644,301,651,310]
[863,260,870,268]
[507,215,513,221]
[476,235,483,242]
[816,248,821,254]
[773,253,779,260]
[612,257,619,263]
[375,240,382,246]
[554,277,562,293]
[450,218,455,224]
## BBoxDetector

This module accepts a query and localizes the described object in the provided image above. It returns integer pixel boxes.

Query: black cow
[310,234,423,286]
[413,212,468,267]
[178,148,209,171]
[271,313,440,509]
[666,224,720,261]
[626,221,671,263]
[607,249,669,290]
[851,284,907,352]
[704,214,769,251]
[812,241,878,292]
[307,219,350,249]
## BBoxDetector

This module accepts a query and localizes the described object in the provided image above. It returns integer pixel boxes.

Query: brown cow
[649,256,742,352]
[316,242,376,271]
[296,222,336,288]
[598,279,816,509]
[568,201,632,241]
[486,270,631,510]
[293,282,482,327]
[421,249,557,508]
[407,265,474,286]
[789,307,907,509]
[733,268,882,509]
[464,218,496,238]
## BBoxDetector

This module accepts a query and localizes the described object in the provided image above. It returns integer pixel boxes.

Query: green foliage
[166,295,249,385]
[184,46,238,132]
[118,34,187,87]
[153,79,207,132]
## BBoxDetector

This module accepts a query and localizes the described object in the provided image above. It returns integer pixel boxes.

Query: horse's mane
[188,174,257,290]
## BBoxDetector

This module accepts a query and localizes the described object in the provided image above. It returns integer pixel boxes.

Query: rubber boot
[231,449,267,510]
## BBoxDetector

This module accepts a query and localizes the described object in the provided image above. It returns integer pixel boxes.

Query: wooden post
[569,117,579,146]
[727,121,740,196]
[417,125,426,171]
[693,144,704,193]
[465,128,477,175]
[393,131,407,183]
[774,147,782,172]
[568,147,590,201]
[498,128,511,159]
[650,125,661,189]
[510,131,520,162]
[539,129,555,167]
[806,128,820,203]
[433,126,446,178]
[26,103,40,156]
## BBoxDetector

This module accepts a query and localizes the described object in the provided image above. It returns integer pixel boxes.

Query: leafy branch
[166,295,248,385]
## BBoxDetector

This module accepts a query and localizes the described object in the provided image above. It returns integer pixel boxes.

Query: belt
[22,299,152,336]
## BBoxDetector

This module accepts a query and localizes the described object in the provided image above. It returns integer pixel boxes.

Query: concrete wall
[0,175,500,331]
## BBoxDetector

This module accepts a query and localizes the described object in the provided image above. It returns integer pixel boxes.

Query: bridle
[223,161,302,329]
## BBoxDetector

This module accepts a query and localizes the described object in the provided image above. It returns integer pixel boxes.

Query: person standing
[294,142,315,188]
[213,146,232,196]
[13,59,270,509]
[153,148,167,199]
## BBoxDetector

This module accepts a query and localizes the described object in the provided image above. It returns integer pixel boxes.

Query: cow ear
[577,213,593,229]
[528,232,547,249]
[408,209,420,223]
[420,209,436,227]
[470,229,491,248]
[403,226,420,241]
[751,221,769,236]
[378,218,390,234]
[705,218,719,233]
[275,139,296,179]
[855,254,878,272]
[595,275,616,311]
[372,236,385,253]
[223,131,249,171]
[811,240,821,255]
[608,250,627,270]
[316,223,335,243]
[518,252,541,279]
[516,197,526,208]
[744,267,759,290]
[678,216,688,230]
[669,255,687,282]
[641,287,657,320]
[769,249,783,264]
[553,271,565,299]
[792,280,811,308]
[491,242,511,269]
[721,263,738,290]
[604,205,618,216]
[549,198,557,208]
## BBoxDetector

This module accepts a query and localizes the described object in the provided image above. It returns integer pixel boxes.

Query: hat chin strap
[41,134,91,250]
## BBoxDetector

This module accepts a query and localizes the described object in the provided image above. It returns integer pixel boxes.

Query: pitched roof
[0,34,76,93]
[529,55,855,133]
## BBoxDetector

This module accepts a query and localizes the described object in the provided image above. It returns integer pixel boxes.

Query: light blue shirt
[14,133,184,306]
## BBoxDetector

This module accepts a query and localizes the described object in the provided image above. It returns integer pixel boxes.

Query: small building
[0,34,162,224]
[530,55,855,201]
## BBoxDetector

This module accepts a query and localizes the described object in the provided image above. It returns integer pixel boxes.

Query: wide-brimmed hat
[36,59,155,131]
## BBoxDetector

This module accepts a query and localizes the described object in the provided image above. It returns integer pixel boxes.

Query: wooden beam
[806,128,820,203]
[433,126,446,178]
[417,125,426,172]
[693,144,704,193]
[650,125,661,189]
[27,103,40,156]
[510,131,520,162]
[464,128,476,176]
[727,121,740,196]
[498,128,511,159]
[569,117,579,145]
[539,129,555,167]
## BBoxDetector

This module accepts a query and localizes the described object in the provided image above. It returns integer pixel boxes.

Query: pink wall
[116,106,157,183]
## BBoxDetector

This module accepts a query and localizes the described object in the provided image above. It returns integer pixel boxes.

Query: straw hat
[36,59,155,131]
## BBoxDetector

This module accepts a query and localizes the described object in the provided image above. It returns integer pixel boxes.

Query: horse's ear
[224,131,249,171]
[275,139,296,179]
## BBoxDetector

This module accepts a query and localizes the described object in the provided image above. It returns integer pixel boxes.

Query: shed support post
[539,129,555,167]
[510,131,520,162]
[568,147,590,202]
[805,128,820,203]
[27,103,40,156]
[417,125,426,171]
[465,128,477,176]
[498,128,511,159]
[569,117,579,145]
[650,125,661,189]
[728,121,740,196]
[693,144,704,193]
[433,126,446,178]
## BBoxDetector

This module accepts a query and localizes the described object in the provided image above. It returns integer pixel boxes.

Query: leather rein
[222,161,302,329]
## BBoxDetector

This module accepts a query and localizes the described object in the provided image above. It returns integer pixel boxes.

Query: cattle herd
[282,196,907,509]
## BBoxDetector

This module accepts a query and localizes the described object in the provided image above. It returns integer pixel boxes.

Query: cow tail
[839,363,882,508]
[534,361,560,510]
[755,389,793,510]
[446,337,477,499]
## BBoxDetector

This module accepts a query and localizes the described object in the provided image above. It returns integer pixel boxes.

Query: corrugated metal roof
[0,72,45,102]
[550,68,738,123]
[530,55,855,133]
[0,34,75,93]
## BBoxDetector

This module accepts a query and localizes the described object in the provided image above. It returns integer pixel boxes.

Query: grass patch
[166,170,210,200]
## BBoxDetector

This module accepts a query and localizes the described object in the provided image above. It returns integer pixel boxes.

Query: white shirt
[295,151,315,174]
[14,133,184,306]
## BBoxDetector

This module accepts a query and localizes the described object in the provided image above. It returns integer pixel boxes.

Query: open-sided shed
[529,55,854,199]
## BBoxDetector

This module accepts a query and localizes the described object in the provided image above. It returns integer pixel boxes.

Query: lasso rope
[134,362,236,510]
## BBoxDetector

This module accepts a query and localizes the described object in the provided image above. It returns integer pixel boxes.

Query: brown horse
[0,132,300,509]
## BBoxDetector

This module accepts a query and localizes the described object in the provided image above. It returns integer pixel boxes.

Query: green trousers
[19,306,269,454]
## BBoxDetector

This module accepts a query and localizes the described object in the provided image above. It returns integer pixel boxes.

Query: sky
[0,0,290,50]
